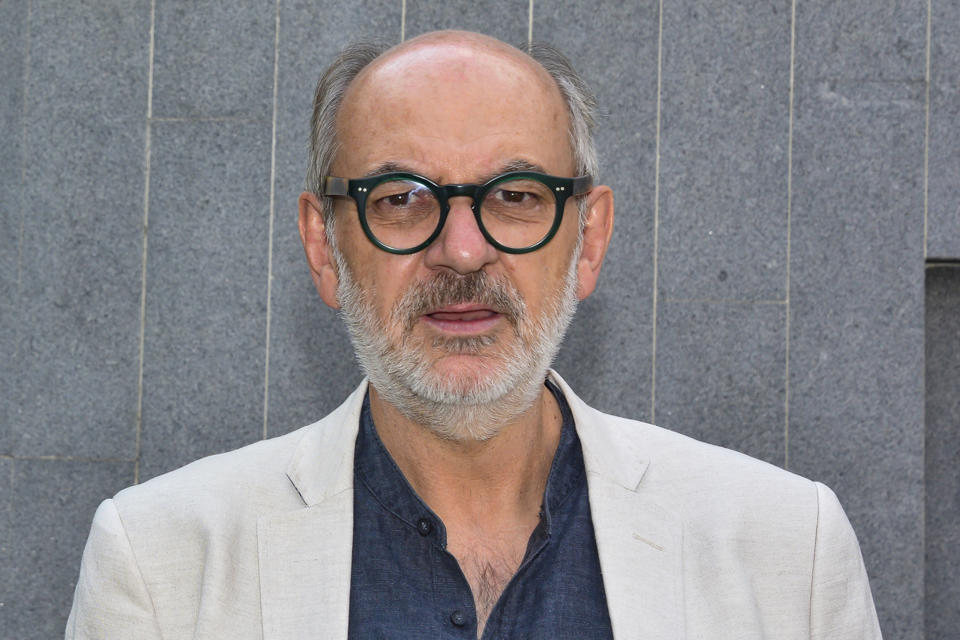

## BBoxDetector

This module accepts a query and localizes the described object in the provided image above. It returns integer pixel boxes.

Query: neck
[368,382,563,525]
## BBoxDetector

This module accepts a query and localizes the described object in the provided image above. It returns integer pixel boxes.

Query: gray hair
[306,42,390,239]
[305,38,599,233]
[525,41,599,184]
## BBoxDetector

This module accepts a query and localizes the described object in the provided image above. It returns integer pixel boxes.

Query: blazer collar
[550,371,685,639]
[546,370,650,491]
[258,380,368,639]
[285,380,368,506]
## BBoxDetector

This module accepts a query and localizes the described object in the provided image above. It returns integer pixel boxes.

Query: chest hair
[457,544,526,637]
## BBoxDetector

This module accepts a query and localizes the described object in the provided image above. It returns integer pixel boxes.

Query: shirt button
[416,517,433,536]
[450,610,467,627]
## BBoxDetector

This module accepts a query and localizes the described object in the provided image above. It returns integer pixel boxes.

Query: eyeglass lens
[364,176,559,251]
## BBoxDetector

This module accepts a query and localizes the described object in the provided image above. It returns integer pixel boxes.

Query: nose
[422,197,498,274]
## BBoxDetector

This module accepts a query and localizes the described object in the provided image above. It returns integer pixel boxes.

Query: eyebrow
[487,159,549,179]
[362,161,415,178]
[361,159,550,183]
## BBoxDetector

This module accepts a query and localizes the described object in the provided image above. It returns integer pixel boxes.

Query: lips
[423,304,502,333]
[429,308,498,322]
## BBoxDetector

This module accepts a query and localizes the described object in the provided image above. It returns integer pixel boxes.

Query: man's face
[325,36,588,438]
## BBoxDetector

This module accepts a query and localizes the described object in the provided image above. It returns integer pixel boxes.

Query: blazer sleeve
[809,483,883,640]
[65,499,163,640]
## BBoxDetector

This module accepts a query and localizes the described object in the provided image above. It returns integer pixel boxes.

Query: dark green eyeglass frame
[321,171,593,255]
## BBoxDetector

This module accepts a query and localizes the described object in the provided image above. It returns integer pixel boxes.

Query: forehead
[334,36,573,178]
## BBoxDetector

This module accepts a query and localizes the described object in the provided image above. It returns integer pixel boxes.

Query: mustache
[393,270,526,331]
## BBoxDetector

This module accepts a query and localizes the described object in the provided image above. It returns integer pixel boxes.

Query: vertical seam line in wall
[527,0,534,48]
[922,0,931,259]
[135,0,157,485]
[650,0,664,424]
[784,0,797,471]
[264,0,281,440]
[401,0,406,42]
[921,0,932,578]
[6,460,13,519]
[13,0,32,366]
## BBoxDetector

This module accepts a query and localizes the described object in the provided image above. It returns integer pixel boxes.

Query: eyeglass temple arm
[322,176,350,196]
[572,175,593,195]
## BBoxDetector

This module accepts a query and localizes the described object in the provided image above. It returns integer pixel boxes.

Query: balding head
[306,31,598,228]
[335,33,571,184]
[348,31,561,111]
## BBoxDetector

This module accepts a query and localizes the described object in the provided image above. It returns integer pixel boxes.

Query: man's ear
[298,191,340,309]
[575,185,615,301]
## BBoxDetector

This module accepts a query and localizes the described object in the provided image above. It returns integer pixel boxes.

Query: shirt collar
[353,379,584,546]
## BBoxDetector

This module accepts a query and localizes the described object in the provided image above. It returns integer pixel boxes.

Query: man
[67,31,882,639]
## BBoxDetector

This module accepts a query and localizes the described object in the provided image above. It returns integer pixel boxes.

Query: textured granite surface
[0,458,11,611]
[9,115,146,458]
[794,0,926,81]
[152,0,275,119]
[655,301,786,466]
[405,0,529,43]
[924,265,960,640]
[657,1,790,301]
[926,0,960,259]
[26,0,150,121]
[138,120,271,480]
[6,0,149,458]
[0,457,14,628]
[0,0,27,454]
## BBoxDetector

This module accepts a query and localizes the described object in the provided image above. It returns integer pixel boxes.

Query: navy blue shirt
[348,380,613,639]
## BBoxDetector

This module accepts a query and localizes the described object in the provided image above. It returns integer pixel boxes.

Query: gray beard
[333,248,580,442]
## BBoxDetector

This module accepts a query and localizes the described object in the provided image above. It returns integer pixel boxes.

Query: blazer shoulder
[72,385,366,638]
[112,422,319,537]
[577,401,823,534]
[552,370,812,500]
[108,381,367,546]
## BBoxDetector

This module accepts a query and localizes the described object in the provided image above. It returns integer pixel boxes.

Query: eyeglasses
[321,171,593,255]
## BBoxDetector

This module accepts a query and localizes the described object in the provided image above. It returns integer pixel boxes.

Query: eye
[497,189,533,204]
[491,187,545,207]
[371,183,433,210]
[487,178,552,208]
[386,192,412,206]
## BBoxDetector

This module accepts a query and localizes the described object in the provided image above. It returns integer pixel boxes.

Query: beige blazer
[66,371,882,639]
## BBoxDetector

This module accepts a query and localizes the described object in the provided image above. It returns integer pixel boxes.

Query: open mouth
[422,304,503,334]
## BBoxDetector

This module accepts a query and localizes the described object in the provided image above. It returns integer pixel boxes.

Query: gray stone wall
[1,1,956,638]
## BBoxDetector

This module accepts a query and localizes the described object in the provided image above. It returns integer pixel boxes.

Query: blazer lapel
[258,491,354,638]
[588,477,685,640]
[550,371,685,640]
[258,382,368,639]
